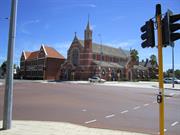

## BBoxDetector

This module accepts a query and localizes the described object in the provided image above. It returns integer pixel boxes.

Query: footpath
[0,120,149,135]
[62,81,180,90]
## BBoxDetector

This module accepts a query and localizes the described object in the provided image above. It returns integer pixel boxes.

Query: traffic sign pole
[156,4,165,135]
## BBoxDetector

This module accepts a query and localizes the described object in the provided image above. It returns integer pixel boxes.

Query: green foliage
[164,69,180,79]
[130,49,139,62]
[1,61,7,76]
[0,61,20,76]
[150,54,157,66]
[175,69,180,79]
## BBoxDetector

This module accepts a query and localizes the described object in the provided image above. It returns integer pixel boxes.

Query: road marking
[166,97,170,99]
[82,109,87,112]
[85,119,97,124]
[153,101,156,104]
[144,103,149,107]
[158,129,167,134]
[171,121,179,127]
[133,106,140,110]
[105,114,115,118]
[169,93,175,96]
[121,110,128,114]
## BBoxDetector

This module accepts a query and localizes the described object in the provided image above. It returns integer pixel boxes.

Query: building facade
[20,45,65,80]
[58,21,149,81]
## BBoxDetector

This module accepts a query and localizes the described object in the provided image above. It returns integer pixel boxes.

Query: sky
[0,0,180,71]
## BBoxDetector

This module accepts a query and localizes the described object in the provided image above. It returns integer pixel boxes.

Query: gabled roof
[22,45,65,60]
[79,40,129,59]
[93,60,124,68]
[28,51,39,60]
[133,65,148,70]
[44,46,65,59]
[23,51,31,59]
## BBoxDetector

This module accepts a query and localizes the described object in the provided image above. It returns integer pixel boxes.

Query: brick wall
[45,58,65,80]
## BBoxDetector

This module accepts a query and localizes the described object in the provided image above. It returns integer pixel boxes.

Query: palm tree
[130,49,139,64]
[150,54,157,67]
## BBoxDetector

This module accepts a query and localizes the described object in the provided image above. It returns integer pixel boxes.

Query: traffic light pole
[156,4,164,135]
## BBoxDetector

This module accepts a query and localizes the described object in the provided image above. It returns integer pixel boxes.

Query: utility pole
[98,34,103,78]
[172,44,175,88]
[156,4,164,135]
[3,0,18,130]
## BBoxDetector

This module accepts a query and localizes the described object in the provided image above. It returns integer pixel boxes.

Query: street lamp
[98,34,103,79]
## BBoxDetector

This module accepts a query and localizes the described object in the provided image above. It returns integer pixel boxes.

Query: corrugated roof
[79,40,128,59]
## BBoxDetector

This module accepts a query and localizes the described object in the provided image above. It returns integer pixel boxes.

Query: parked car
[164,77,180,84]
[88,76,106,83]
[174,78,180,84]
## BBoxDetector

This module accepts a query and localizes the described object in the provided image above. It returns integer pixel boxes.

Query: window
[93,54,96,60]
[71,48,79,66]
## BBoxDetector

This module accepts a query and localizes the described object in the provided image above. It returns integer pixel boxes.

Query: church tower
[84,19,92,51]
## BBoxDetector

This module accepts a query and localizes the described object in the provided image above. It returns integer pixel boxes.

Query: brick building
[58,20,149,81]
[20,45,65,80]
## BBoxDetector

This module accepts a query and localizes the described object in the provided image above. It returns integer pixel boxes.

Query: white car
[174,78,180,84]
[88,76,106,83]
[164,78,180,84]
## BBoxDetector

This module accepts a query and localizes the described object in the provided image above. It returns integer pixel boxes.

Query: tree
[1,61,7,76]
[175,69,180,79]
[130,49,139,64]
[0,61,20,77]
[150,54,157,67]
[150,54,157,79]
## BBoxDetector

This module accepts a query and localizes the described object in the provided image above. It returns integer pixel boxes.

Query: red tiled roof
[23,45,65,60]
[44,46,65,59]
[24,51,31,59]
[27,51,39,60]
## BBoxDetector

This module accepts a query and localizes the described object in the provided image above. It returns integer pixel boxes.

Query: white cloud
[70,3,96,8]
[18,19,40,35]
[105,39,138,49]
[22,19,40,26]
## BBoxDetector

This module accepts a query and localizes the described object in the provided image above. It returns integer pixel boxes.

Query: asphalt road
[0,81,180,135]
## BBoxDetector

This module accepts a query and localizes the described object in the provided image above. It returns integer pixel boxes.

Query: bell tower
[84,17,92,51]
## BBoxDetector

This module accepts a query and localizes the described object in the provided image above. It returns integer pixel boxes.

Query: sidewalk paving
[0,121,149,135]
[62,81,180,90]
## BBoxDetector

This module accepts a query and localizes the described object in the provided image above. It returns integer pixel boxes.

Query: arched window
[71,49,79,66]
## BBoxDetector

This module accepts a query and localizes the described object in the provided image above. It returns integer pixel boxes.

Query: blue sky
[0,0,180,71]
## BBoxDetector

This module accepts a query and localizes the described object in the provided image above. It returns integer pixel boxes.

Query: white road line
[153,101,156,104]
[171,121,179,127]
[158,129,167,134]
[105,114,115,118]
[82,109,87,112]
[166,97,170,99]
[133,106,140,110]
[85,119,97,124]
[144,103,149,107]
[121,110,128,114]
[169,93,175,96]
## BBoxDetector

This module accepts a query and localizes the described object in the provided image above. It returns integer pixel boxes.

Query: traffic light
[162,10,180,47]
[140,19,155,48]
